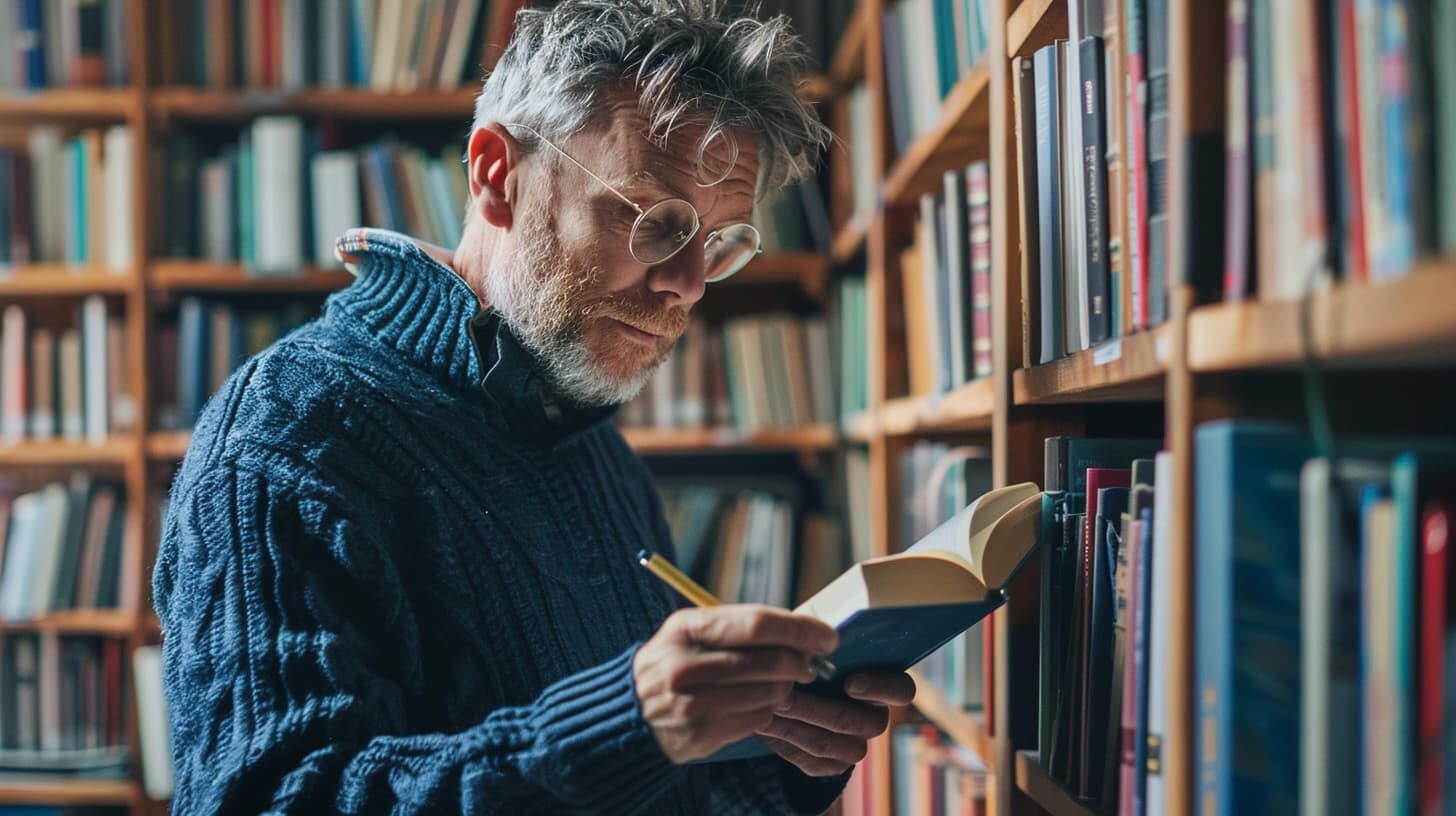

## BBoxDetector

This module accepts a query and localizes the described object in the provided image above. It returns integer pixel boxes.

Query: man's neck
[452,219,493,308]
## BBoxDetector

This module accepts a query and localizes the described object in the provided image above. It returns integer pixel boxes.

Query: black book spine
[1013,56,1041,368]
[1079,36,1112,344]
[1033,45,1065,363]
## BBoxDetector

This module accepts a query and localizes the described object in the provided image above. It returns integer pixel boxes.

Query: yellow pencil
[636,549,837,681]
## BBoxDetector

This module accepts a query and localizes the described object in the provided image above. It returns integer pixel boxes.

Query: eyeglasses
[501,122,762,283]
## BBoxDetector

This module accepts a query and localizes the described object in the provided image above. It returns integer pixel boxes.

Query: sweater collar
[326,228,617,442]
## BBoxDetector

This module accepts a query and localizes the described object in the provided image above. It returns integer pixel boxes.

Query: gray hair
[472,0,833,192]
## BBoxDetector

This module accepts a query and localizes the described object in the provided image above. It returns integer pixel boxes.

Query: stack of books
[163,120,468,273]
[0,633,129,779]
[0,126,135,269]
[881,0,992,155]
[155,0,518,91]
[0,298,135,445]
[901,161,993,396]
[151,297,311,431]
[0,0,130,90]
[0,475,129,623]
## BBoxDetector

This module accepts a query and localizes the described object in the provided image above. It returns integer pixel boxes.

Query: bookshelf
[0,777,140,807]
[1013,751,1095,816]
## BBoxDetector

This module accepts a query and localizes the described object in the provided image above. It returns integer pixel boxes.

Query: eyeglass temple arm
[499,122,644,215]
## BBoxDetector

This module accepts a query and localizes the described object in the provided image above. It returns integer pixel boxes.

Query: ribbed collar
[326,228,617,444]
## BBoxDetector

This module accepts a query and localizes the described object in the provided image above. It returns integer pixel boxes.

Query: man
[154,1,914,813]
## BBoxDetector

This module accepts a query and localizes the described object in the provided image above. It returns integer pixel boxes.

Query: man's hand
[757,670,915,777]
[633,605,838,764]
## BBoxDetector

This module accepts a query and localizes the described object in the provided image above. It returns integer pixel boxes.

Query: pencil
[636,549,837,682]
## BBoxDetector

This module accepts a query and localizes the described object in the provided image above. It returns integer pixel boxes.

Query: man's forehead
[589,99,759,191]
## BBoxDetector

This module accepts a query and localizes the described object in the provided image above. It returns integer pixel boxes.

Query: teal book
[698,482,1045,762]
[1195,421,1311,816]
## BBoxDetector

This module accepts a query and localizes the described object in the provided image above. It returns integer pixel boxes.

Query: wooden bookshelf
[0,609,135,635]
[830,217,869,264]
[829,3,868,85]
[147,86,479,120]
[145,430,192,463]
[0,778,138,806]
[1012,326,1169,404]
[149,261,355,294]
[1014,751,1096,816]
[618,425,837,454]
[0,438,136,466]
[883,57,992,207]
[879,378,997,435]
[0,88,141,120]
[1188,261,1456,371]
[907,668,996,772]
[0,266,138,296]
[1005,0,1068,59]
[733,252,830,297]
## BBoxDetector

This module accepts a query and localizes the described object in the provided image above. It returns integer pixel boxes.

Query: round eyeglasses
[502,122,762,283]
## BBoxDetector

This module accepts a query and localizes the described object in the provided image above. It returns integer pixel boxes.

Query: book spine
[1103,0,1127,339]
[1336,0,1369,281]
[1033,45,1064,363]
[20,0,47,88]
[1374,0,1415,280]
[1144,0,1168,325]
[1079,36,1112,344]
[1420,503,1450,816]
[1012,56,1041,368]
[74,0,105,85]
[967,163,993,379]
[1223,0,1253,300]
[1124,0,1148,328]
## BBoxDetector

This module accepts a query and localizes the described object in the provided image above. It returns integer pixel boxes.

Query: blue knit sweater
[152,228,849,815]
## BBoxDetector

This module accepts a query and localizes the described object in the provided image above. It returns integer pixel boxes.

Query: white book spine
[251,117,304,274]
[82,295,109,444]
[29,129,65,263]
[310,152,362,267]
[59,329,84,441]
[1143,450,1174,816]
[0,493,39,620]
[438,0,482,90]
[27,485,69,618]
[2,305,27,443]
[104,126,133,271]
[133,646,175,800]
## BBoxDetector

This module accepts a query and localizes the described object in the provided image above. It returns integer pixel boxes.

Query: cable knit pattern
[152,229,849,815]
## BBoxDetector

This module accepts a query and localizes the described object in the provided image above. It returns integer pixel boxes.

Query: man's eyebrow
[624,170,688,202]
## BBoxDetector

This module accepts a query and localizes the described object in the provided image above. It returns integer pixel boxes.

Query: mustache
[593,297,691,339]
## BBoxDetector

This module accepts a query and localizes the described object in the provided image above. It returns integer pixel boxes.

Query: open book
[698,482,1043,762]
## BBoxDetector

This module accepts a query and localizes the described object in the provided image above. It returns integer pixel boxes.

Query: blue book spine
[177,298,210,426]
[931,0,957,98]
[1033,45,1063,363]
[19,0,46,88]
[1195,421,1309,816]
[69,139,86,265]
[1388,455,1420,814]
[349,0,372,85]
[1376,0,1415,279]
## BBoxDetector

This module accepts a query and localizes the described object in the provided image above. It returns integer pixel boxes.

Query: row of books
[1220,0,1456,299]
[901,442,990,715]
[163,119,467,272]
[0,634,129,778]
[0,0,129,90]
[619,315,835,433]
[0,476,129,624]
[157,0,516,92]
[881,0,992,157]
[902,162,993,396]
[659,485,843,610]
[1194,423,1456,816]
[152,297,312,431]
[1036,435,1164,813]
[840,724,987,816]
[0,299,135,446]
[0,126,134,269]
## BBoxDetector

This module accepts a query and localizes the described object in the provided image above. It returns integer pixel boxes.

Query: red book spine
[1420,503,1450,816]
[983,616,995,737]
[1222,0,1252,299]
[260,0,277,88]
[1081,468,1132,793]
[1337,0,1368,281]
[1126,46,1149,327]
[1118,517,1143,816]
[103,637,122,746]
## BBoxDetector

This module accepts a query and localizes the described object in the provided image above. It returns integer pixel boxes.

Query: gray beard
[483,238,662,409]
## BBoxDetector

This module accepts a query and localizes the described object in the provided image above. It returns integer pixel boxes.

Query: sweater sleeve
[700,754,852,815]
[152,464,682,816]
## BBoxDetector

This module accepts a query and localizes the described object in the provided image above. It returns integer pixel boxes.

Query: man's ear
[468,123,517,229]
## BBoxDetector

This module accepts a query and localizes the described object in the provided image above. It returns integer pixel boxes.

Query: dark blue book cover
[20,0,47,88]
[177,298,211,426]
[1032,44,1064,363]
[1195,421,1311,815]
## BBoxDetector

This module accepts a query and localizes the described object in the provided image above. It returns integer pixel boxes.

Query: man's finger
[665,647,817,690]
[756,715,867,765]
[843,670,917,707]
[671,605,838,655]
[759,735,853,778]
[772,690,888,739]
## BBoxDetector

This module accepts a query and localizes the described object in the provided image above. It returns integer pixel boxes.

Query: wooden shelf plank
[798,73,835,104]
[148,86,478,119]
[0,609,134,635]
[619,425,837,454]
[907,668,995,772]
[830,219,869,264]
[145,430,192,462]
[1014,751,1097,816]
[0,777,138,806]
[732,253,829,297]
[0,438,135,466]
[883,59,993,208]
[829,5,867,85]
[1013,327,1168,404]
[843,411,877,443]
[1188,261,1456,371]
[0,88,139,120]
[0,265,137,296]
[1006,0,1068,59]
[149,261,355,293]
[880,378,996,435]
